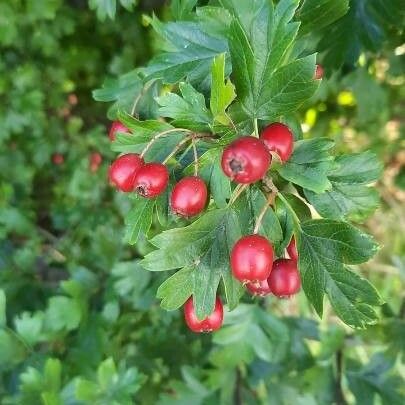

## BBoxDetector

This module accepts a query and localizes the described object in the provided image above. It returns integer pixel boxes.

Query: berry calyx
[260,123,294,162]
[231,235,274,283]
[108,153,144,192]
[184,297,223,333]
[170,176,208,217]
[246,279,272,297]
[267,259,301,298]
[287,237,298,261]
[134,162,169,198]
[109,121,131,141]
[314,64,324,80]
[221,136,271,184]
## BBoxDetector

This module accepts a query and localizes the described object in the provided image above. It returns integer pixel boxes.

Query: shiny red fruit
[108,153,144,192]
[314,64,324,80]
[221,136,271,184]
[246,279,272,297]
[134,162,169,198]
[260,123,294,162]
[287,237,298,261]
[109,121,131,141]
[267,259,301,298]
[231,235,274,283]
[184,297,223,333]
[171,176,208,217]
[52,153,64,165]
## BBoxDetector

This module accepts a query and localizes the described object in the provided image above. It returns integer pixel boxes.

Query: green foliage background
[0,0,404,404]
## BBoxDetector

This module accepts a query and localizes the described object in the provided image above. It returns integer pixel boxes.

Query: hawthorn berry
[89,152,102,173]
[287,237,298,261]
[231,234,274,283]
[246,278,272,297]
[109,121,130,141]
[170,176,208,217]
[314,64,324,80]
[134,162,169,198]
[221,136,271,184]
[52,153,64,165]
[108,153,144,192]
[184,297,223,333]
[260,123,294,162]
[267,259,301,298]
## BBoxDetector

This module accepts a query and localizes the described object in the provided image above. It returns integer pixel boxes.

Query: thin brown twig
[162,135,193,165]
[253,191,276,234]
[192,137,199,176]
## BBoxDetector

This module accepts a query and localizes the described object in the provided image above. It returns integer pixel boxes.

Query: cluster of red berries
[183,123,301,333]
[108,122,208,217]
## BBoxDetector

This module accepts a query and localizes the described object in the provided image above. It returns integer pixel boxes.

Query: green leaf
[222,0,318,121]
[124,197,155,245]
[210,53,236,125]
[297,0,350,35]
[142,209,242,318]
[157,82,212,131]
[297,219,382,328]
[171,0,198,20]
[305,152,382,221]
[278,138,334,193]
[0,289,5,327]
[14,312,44,346]
[157,266,194,311]
[89,0,116,20]
[92,70,143,115]
[44,297,82,332]
[144,17,228,85]
[213,305,289,363]
[187,147,231,208]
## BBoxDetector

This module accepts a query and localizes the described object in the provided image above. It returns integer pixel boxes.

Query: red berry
[231,235,274,283]
[246,279,272,297]
[134,162,169,198]
[260,123,294,162]
[314,64,324,80]
[89,152,102,173]
[109,121,131,141]
[267,259,301,298]
[108,153,144,192]
[171,176,208,217]
[287,237,298,261]
[184,297,223,333]
[221,136,271,184]
[52,153,64,165]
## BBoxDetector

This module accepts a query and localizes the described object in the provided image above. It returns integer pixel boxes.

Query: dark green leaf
[278,138,334,193]
[124,197,155,245]
[156,267,194,310]
[157,82,212,131]
[297,0,349,35]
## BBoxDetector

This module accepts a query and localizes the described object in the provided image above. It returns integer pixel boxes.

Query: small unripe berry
[109,121,131,141]
[134,162,169,198]
[231,235,274,283]
[221,136,271,184]
[287,237,298,261]
[314,64,324,80]
[171,176,208,217]
[184,297,223,333]
[267,259,301,298]
[260,123,294,162]
[108,153,144,192]
[246,279,272,297]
